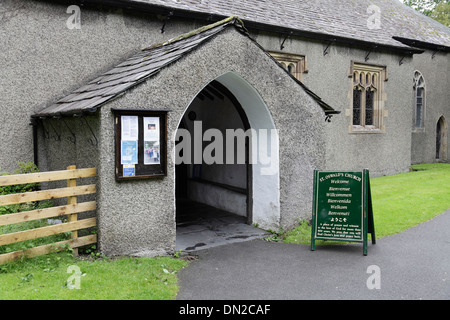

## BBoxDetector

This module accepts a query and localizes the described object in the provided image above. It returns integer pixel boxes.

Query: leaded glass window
[353,88,361,125]
[269,52,308,81]
[365,90,374,126]
[413,71,425,129]
[351,64,383,130]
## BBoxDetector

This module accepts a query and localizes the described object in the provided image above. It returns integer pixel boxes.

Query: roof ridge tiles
[142,15,242,51]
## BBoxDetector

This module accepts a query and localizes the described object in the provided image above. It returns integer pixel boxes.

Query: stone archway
[214,72,280,230]
[174,72,280,250]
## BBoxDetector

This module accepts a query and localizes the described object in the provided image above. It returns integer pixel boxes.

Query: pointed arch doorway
[174,72,280,251]
[436,116,448,161]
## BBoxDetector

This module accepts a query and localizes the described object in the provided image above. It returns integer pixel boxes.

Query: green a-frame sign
[311,169,376,256]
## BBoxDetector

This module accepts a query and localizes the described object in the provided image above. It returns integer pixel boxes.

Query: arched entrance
[436,116,448,161]
[174,72,280,250]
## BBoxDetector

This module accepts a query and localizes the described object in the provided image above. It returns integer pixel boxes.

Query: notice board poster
[120,115,138,165]
[121,115,138,141]
[311,170,375,255]
[143,117,160,165]
[121,140,138,165]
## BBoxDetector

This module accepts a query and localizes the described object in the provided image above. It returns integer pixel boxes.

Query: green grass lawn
[0,251,188,300]
[284,163,450,245]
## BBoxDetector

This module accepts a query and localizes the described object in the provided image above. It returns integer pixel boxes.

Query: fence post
[67,165,78,256]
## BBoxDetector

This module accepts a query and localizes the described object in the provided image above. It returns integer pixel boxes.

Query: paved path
[176,210,450,300]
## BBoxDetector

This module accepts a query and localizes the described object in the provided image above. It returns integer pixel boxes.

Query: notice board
[311,169,375,255]
[112,108,168,181]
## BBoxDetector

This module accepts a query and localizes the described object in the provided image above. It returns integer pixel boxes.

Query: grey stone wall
[37,116,99,171]
[255,32,416,177]
[35,115,99,210]
[411,51,450,164]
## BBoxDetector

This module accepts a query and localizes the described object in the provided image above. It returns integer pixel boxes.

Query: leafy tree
[403,0,441,16]
[402,0,450,26]
[430,1,450,26]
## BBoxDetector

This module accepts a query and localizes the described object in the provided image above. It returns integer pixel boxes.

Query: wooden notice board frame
[311,169,376,255]
[112,108,168,181]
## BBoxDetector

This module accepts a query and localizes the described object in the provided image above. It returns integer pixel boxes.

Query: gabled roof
[33,16,337,118]
[85,0,450,52]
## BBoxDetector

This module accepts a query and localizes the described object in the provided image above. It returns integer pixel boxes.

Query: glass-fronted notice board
[113,109,168,181]
[311,170,376,256]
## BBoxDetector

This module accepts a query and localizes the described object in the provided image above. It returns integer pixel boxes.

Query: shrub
[0,162,42,215]
[0,162,61,255]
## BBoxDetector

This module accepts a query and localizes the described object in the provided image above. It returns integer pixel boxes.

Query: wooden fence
[0,166,97,264]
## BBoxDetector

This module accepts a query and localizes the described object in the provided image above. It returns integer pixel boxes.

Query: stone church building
[1,0,449,256]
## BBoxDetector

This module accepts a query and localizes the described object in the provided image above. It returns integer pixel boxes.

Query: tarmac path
[176,210,450,300]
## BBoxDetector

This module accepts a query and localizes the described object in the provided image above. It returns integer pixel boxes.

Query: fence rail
[0,166,97,264]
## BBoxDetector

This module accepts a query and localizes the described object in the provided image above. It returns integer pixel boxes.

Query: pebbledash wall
[0,0,200,173]
[93,28,328,256]
[6,1,328,256]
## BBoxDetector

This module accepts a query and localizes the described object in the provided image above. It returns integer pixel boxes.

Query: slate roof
[120,0,450,50]
[33,16,337,118]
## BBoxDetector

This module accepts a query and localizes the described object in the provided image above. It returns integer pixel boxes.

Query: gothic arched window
[413,71,425,129]
[351,63,386,132]
[269,52,308,82]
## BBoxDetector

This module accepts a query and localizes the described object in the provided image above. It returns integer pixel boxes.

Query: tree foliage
[403,0,450,26]
[431,1,450,26]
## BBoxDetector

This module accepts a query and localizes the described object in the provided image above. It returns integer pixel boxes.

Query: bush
[0,161,40,193]
[0,162,63,254]
[0,162,43,215]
